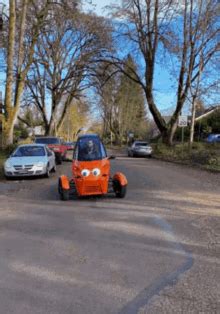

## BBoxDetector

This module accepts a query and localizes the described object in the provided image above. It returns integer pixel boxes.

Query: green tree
[94,57,148,144]
[58,100,90,141]
[116,55,148,142]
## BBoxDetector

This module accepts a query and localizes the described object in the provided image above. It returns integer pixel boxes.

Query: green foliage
[116,55,148,140]
[0,150,7,178]
[197,109,220,138]
[99,56,149,145]
[14,122,29,142]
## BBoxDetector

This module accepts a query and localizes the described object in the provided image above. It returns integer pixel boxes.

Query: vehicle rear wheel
[113,179,127,198]
[61,189,69,201]
[56,156,62,165]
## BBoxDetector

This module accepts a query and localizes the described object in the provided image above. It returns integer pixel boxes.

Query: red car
[58,134,128,200]
[35,137,68,164]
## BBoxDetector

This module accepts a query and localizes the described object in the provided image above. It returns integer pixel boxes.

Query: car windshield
[66,142,75,145]
[135,142,148,146]
[75,137,106,161]
[12,146,46,157]
[35,137,60,144]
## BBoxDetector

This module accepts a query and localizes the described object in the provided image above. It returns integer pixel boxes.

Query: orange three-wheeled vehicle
[58,134,128,200]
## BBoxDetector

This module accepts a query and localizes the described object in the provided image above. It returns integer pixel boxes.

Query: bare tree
[25,5,112,136]
[108,0,220,145]
[1,0,51,146]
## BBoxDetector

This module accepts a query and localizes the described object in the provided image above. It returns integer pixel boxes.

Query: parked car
[205,134,220,143]
[64,141,76,150]
[4,144,56,178]
[35,136,68,164]
[128,141,153,157]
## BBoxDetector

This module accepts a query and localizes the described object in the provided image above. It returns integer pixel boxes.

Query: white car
[4,144,56,178]
[128,141,153,157]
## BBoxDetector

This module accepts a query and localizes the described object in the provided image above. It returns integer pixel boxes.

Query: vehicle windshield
[135,142,148,146]
[75,137,106,161]
[12,146,46,157]
[35,137,60,144]
[65,142,75,146]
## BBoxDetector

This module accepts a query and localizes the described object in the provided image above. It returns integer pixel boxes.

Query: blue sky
[83,0,176,113]
[83,0,116,16]
[1,1,218,116]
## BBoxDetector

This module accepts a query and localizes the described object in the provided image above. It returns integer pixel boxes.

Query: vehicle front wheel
[58,178,69,201]
[113,180,127,198]
[45,165,50,178]
[51,163,57,173]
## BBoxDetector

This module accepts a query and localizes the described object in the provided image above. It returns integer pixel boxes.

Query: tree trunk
[189,97,196,148]
[161,121,178,146]
[2,119,15,146]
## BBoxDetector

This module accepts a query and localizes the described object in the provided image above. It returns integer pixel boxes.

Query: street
[0,156,219,314]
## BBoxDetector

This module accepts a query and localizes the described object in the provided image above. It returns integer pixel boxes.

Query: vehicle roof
[16,143,47,148]
[134,140,148,143]
[35,136,60,138]
[208,134,220,137]
[77,134,100,140]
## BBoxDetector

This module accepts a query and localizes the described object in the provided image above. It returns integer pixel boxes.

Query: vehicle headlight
[81,169,90,177]
[5,161,13,169]
[92,168,100,176]
[36,162,45,167]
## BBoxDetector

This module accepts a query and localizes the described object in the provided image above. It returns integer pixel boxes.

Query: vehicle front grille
[14,171,34,175]
[84,185,102,194]
[14,165,33,171]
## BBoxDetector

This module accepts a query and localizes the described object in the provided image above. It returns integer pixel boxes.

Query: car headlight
[36,162,45,167]
[5,161,13,169]
[92,168,100,176]
[81,169,90,177]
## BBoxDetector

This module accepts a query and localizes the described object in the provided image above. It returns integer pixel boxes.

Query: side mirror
[108,155,116,160]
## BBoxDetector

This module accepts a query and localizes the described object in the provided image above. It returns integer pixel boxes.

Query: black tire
[58,178,69,201]
[61,189,69,201]
[56,155,62,165]
[45,165,50,178]
[113,180,127,198]
[4,175,11,180]
[51,163,57,173]
[58,178,62,194]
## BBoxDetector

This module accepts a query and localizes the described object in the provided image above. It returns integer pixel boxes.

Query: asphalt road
[0,154,219,314]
